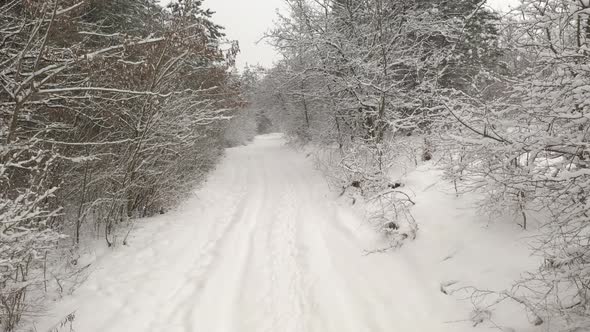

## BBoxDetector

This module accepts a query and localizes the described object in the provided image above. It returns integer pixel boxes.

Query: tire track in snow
[262,166,310,332]
[233,161,277,332]
[175,152,271,332]
[85,157,251,332]
[174,195,250,332]
[282,182,308,331]
[145,160,252,332]
[37,135,458,332]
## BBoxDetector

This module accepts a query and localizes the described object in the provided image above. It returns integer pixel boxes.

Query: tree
[0,0,240,329]
[436,0,590,329]
[261,0,501,246]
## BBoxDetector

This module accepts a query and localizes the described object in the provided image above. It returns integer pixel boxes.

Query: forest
[255,0,590,330]
[0,0,247,329]
[1,0,590,331]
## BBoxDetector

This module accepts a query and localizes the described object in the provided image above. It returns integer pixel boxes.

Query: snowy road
[38,134,475,332]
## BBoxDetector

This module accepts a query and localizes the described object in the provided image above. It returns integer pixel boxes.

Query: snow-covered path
[38,134,489,332]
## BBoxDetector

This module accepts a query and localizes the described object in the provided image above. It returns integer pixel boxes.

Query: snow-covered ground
[33,134,539,332]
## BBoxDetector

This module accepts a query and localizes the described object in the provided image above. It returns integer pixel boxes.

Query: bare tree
[0,0,241,329]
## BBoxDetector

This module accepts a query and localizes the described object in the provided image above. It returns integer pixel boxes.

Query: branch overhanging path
[38,134,474,332]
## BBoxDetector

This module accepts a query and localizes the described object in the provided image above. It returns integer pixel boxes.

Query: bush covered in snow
[256,0,590,330]
[0,0,247,329]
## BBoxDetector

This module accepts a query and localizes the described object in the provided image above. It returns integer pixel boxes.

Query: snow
[32,134,539,332]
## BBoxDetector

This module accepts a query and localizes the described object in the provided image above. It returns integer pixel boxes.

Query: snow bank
[30,134,541,332]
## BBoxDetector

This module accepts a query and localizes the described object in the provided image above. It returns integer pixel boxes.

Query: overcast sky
[205,0,282,70]
[164,0,520,70]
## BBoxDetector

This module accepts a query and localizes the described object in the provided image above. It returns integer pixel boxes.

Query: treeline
[0,0,245,330]
[257,0,590,330]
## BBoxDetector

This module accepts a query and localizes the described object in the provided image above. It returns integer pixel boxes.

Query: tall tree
[0,0,240,329]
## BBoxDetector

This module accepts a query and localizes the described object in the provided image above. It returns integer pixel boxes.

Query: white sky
[162,0,519,70]
[205,0,282,70]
